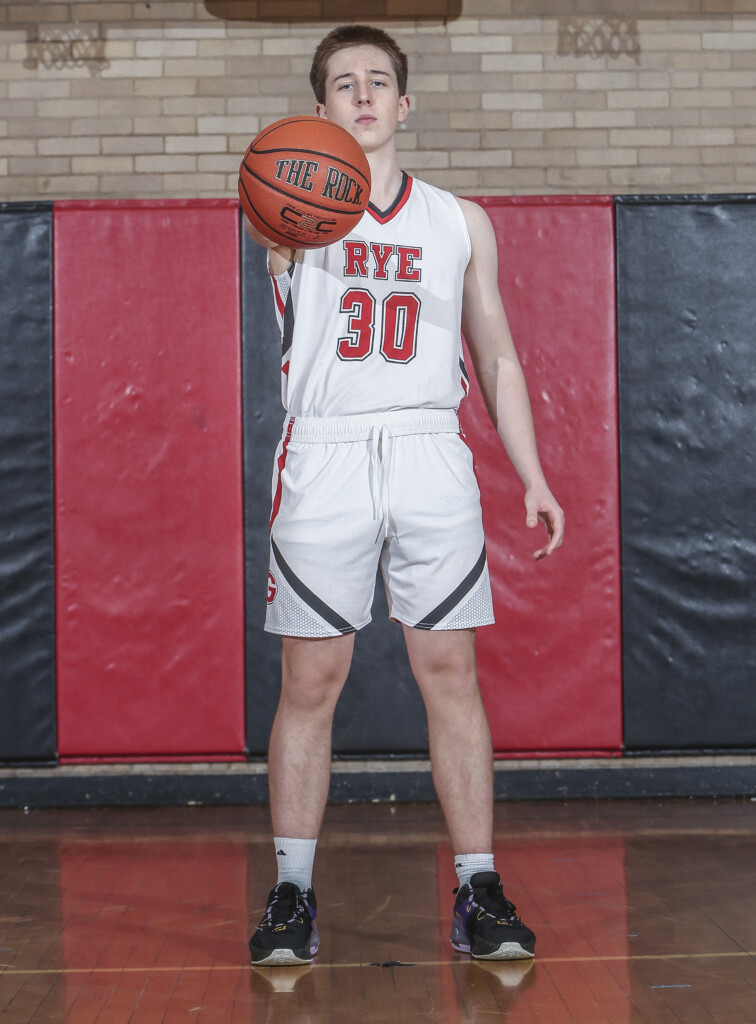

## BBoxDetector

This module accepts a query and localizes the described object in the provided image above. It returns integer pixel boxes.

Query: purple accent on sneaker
[305,890,318,954]
[451,884,475,953]
[450,916,471,953]
[457,896,475,925]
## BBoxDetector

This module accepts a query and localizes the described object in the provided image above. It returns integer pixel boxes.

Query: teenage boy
[245,24,564,966]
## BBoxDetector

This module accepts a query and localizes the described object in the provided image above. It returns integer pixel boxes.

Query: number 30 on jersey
[337,289,421,364]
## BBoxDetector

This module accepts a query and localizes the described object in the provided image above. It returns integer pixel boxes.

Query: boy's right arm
[243,215,297,276]
[458,198,564,560]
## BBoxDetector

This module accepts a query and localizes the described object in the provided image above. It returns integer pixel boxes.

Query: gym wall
[1,4,754,774]
[0,203,56,762]
[2,4,756,200]
[1,195,754,766]
[53,199,246,760]
[616,196,756,751]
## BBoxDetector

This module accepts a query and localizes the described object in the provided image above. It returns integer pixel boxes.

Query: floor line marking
[0,951,753,975]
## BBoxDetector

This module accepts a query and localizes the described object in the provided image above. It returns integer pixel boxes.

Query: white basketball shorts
[264,408,495,637]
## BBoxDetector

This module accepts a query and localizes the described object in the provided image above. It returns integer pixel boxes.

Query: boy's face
[316,44,409,153]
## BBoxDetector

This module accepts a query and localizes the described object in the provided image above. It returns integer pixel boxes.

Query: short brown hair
[310,25,409,105]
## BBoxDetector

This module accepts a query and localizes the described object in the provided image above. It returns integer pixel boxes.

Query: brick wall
[1,2,755,198]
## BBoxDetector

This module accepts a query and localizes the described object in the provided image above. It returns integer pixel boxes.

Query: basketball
[239,116,372,249]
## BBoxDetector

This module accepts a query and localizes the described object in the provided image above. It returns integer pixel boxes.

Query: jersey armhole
[267,250,296,281]
[452,196,474,268]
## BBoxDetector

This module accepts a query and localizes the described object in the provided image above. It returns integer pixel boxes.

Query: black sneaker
[451,871,535,960]
[249,882,318,966]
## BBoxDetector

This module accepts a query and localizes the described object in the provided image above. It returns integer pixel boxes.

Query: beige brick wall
[1,2,756,198]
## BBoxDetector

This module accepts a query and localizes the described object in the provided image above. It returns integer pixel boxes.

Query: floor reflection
[0,800,752,1022]
[246,958,538,1023]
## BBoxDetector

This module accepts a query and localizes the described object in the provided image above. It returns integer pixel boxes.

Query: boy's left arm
[458,198,565,560]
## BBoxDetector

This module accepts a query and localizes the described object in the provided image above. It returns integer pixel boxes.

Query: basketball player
[245,25,564,966]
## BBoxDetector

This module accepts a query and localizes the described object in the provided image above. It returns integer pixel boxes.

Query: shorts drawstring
[369,424,392,541]
[284,408,460,545]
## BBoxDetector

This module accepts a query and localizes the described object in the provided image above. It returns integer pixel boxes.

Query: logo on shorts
[267,571,277,604]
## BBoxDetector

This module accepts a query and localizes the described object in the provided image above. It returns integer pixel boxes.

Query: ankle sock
[274,836,317,891]
[454,852,495,888]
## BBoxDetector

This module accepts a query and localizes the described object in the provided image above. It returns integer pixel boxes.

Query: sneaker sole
[250,947,315,967]
[451,937,534,960]
[472,942,535,961]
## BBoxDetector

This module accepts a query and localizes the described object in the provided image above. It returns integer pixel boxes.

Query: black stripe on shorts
[271,538,356,636]
[414,544,487,631]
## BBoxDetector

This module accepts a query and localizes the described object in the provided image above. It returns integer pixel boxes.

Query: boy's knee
[417,660,480,708]
[280,634,353,712]
[412,638,476,687]
[280,663,348,715]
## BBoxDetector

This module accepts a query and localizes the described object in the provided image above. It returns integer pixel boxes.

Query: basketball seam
[249,116,369,165]
[250,116,324,148]
[249,119,314,149]
[239,176,292,243]
[239,176,355,248]
[248,146,370,187]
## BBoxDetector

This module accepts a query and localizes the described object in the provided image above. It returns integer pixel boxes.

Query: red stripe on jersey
[271,274,286,318]
[461,374,469,396]
[367,175,413,224]
[270,417,295,531]
[282,359,290,376]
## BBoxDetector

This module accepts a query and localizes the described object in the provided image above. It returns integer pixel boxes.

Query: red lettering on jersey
[337,289,375,360]
[370,243,395,280]
[381,293,420,363]
[343,240,369,277]
[396,246,422,282]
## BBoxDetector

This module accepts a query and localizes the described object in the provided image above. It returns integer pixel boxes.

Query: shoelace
[263,888,308,928]
[473,883,520,922]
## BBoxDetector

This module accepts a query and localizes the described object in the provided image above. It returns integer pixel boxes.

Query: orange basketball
[239,116,371,249]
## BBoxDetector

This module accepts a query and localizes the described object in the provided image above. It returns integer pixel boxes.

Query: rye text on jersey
[343,241,422,282]
[338,239,424,363]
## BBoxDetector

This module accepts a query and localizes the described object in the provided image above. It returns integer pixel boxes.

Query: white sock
[274,837,317,891]
[454,852,495,888]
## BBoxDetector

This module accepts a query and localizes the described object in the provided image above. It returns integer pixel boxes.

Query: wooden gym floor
[0,798,753,1023]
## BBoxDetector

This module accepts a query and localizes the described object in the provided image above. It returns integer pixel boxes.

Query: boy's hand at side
[524,484,564,560]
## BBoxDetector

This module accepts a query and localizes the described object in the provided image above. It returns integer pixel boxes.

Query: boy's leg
[269,632,355,837]
[249,632,353,966]
[402,626,492,851]
[403,626,535,960]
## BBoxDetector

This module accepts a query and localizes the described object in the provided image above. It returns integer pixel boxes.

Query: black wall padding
[616,196,756,750]
[0,203,57,761]
[241,230,428,755]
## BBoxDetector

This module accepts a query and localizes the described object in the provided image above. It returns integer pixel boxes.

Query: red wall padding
[54,200,246,758]
[461,197,622,754]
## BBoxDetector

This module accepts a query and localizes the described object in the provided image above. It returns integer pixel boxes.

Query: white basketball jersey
[268,174,472,418]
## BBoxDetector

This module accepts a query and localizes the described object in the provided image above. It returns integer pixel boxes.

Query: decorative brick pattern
[1,3,755,197]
